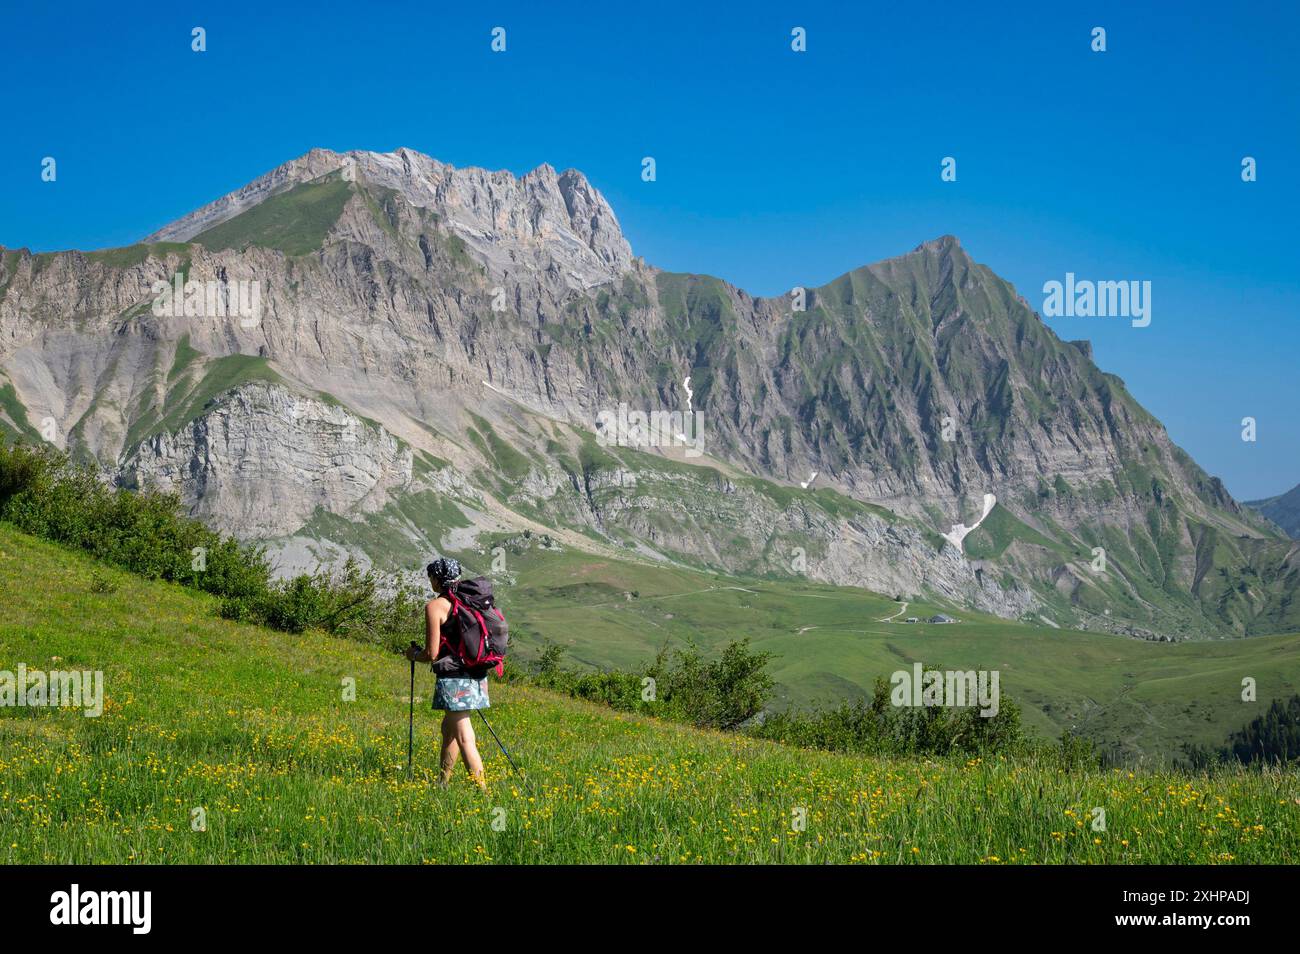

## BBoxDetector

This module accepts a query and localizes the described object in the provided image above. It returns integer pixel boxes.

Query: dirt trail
[876,601,909,622]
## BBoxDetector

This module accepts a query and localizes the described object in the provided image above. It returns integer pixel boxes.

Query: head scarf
[426,557,462,587]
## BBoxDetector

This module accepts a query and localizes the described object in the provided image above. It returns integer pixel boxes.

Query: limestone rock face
[118,383,413,537]
[144,147,634,291]
[545,463,1036,618]
[1,148,1292,637]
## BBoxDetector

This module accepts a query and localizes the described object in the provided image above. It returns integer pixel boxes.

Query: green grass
[964,503,1071,560]
[191,177,352,256]
[477,543,1300,762]
[2,522,1298,864]
[85,242,192,269]
[0,381,40,443]
[124,353,281,449]
[298,490,472,572]
[467,413,534,481]
[167,334,201,385]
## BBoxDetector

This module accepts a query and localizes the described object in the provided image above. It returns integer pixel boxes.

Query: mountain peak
[913,234,963,254]
[906,235,973,268]
[144,147,634,290]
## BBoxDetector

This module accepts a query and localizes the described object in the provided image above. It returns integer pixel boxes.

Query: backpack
[441,577,509,677]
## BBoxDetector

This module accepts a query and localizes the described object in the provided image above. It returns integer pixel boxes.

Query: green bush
[1188,693,1300,770]
[752,674,1029,758]
[526,638,774,730]
[528,644,1033,755]
[651,640,775,730]
[89,570,119,595]
[0,437,420,646]
[225,559,421,650]
[0,440,270,599]
[1056,729,1100,771]
[529,643,647,710]
[566,670,649,710]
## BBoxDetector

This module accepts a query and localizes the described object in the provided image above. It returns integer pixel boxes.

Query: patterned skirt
[432,676,490,712]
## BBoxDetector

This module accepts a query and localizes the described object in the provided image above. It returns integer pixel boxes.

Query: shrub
[565,670,649,710]
[532,641,568,679]
[0,436,420,647]
[1056,729,1100,771]
[0,440,271,600]
[526,639,774,730]
[89,570,119,595]
[651,639,774,730]
[1195,693,1300,768]
[752,675,1029,758]
[249,559,421,649]
[528,644,1031,755]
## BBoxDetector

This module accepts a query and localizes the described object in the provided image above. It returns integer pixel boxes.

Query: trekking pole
[407,643,418,778]
[476,709,520,774]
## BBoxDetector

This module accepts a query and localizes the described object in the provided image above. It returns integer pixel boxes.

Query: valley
[478,537,1300,761]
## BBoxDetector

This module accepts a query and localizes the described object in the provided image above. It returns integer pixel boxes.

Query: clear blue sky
[2,1,1296,499]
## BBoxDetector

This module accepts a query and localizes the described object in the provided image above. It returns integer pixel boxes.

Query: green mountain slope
[0,377,40,443]
[2,522,1298,864]
[1248,483,1300,539]
[191,175,354,256]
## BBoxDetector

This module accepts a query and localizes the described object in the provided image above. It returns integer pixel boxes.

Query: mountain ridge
[1247,482,1300,539]
[143,147,635,291]
[1,146,1294,639]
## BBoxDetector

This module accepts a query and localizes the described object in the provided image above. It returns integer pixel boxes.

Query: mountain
[1247,483,1300,539]
[143,148,634,291]
[1,146,1296,638]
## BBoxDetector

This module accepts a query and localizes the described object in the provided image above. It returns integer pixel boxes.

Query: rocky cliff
[1,147,1294,637]
[118,382,414,537]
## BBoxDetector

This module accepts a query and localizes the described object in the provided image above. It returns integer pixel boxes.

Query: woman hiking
[404,558,489,790]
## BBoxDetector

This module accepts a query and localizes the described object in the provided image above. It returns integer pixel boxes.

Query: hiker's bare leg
[438,713,459,785]
[450,711,486,788]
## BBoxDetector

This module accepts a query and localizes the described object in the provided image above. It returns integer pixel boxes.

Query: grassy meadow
[2,523,1298,864]
[493,542,1300,761]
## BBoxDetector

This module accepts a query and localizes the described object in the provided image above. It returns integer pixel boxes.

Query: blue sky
[2,1,1297,499]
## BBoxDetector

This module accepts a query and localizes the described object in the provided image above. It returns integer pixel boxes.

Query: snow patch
[942,493,997,552]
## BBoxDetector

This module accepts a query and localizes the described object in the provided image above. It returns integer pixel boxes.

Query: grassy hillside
[123,352,282,450]
[0,379,40,443]
[477,540,1300,762]
[190,176,352,256]
[2,522,1298,864]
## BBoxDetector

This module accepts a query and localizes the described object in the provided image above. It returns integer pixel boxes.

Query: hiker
[404,557,507,789]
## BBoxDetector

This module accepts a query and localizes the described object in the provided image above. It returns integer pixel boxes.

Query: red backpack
[440,577,509,677]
